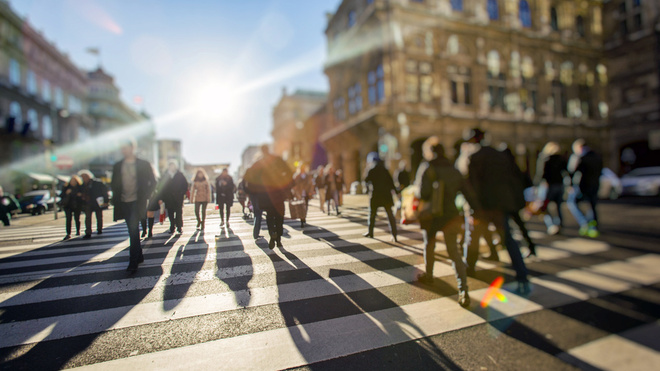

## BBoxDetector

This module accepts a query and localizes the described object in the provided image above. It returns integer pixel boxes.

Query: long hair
[193,168,209,182]
[69,175,82,187]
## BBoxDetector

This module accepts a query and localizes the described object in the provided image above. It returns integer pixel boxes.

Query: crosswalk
[0,203,658,370]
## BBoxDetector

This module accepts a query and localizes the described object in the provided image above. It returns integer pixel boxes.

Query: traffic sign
[54,155,74,170]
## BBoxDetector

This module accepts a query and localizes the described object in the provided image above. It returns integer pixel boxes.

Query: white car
[620,167,660,197]
[599,168,622,199]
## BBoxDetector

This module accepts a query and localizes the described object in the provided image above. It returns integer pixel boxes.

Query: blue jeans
[567,186,598,228]
[543,184,564,229]
[122,201,143,267]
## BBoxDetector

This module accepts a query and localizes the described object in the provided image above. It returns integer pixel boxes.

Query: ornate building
[602,0,660,172]
[322,0,609,186]
[271,88,328,169]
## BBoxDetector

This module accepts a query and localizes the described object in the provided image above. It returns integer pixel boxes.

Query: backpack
[400,165,446,224]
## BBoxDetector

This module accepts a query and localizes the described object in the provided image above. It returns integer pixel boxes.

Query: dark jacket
[245,154,292,209]
[0,194,20,216]
[394,168,411,192]
[467,145,526,212]
[573,149,603,193]
[364,161,396,207]
[159,171,189,208]
[537,154,567,186]
[61,183,83,211]
[415,156,474,222]
[111,158,157,221]
[215,174,236,205]
[81,179,108,209]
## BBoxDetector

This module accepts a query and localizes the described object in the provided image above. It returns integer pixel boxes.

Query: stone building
[271,88,328,169]
[0,0,90,172]
[602,0,660,173]
[322,0,609,186]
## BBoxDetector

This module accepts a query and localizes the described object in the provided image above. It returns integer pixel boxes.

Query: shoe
[97,231,102,235]
[197,221,201,229]
[168,229,174,234]
[458,291,471,308]
[62,235,71,241]
[416,273,434,285]
[588,220,598,228]
[300,221,304,228]
[517,281,530,295]
[138,255,144,264]
[547,225,560,235]
[276,239,283,248]
[587,228,600,238]
[126,264,138,273]
[390,236,398,243]
[177,229,183,234]
[220,221,225,227]
[268,238,275,250]
[226,221,230,228]
[82,234,91,239]
[141,231,147,238]
[76,232,80,236]
[579,225,589,236]
[363,232,374,238]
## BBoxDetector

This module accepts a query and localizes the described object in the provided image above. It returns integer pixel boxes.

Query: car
[599,168,622,199]
[18,190,59,215]
[620,167,660,197]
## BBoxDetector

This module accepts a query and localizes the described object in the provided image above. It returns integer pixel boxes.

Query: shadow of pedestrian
[216,227,253,308]
[0,227,174,370]
[162,230,209,311]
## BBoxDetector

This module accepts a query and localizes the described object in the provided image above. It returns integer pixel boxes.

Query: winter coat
[81,179,109,209]
[364,161,396,207]
[215,174,235,205]
[292,172,314,200]
[467,145,526,213]
[245,154,292,210]
[191,179,212,203]
[573,149,603,193]
[159,171,189,208]
[61,183,83,211]
[536,154,567,186]
[111,158,157,221]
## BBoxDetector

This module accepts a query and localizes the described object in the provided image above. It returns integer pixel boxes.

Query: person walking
[79,170,108,239]
[215,168,235,228]
[535,141,568,236]
[110,139,156,273]
[324,164,341,215]
[292,164,314,227]
[567,139,603,238]
[0,186,20,227]
[461,128,530,294]
[394,160,411,192]
[159,160,188,234]
[245,145,292,249]
[190,168,211,230]
[244,165,265,240]
[61,175,84,240]
[313,165,326,212]
[415,137,474,307]
[236,179,249,218]
[363,152,398,242]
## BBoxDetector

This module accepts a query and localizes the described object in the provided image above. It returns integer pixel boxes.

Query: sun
[189,83,238,121]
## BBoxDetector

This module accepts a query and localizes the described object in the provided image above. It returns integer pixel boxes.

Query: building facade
[157,139,183,176]
[272,88,328,169]
[322,0,609,186]
[602,0,660,173]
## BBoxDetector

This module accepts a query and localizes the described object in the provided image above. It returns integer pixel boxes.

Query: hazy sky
[10,0,340,169]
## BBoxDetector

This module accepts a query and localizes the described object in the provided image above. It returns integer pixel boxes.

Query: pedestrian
[414,137,473,308]
[566,139,603,237]
[363,152,398,242]
[245,145,292,249]
[190,168,211,230]
[244,164,264,240]
[292,164,314,227]
[313,165,326,212]
[142,174,161,239]
[158,160,188,235]
[324,164,341,215]
[535,141,568,236]
[110,139,156,273]
[236,179,248,218]
[336,169,345,206]
[0,186,20,227]
[61,175,83,240]
[79,170,109,239]
[461,128,530,294]
[215,168,235,228]
[394,160,411,192]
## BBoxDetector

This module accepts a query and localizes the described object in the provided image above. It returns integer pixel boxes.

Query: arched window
[42,116,53,139]
[451,0,463,12]
[9,101,21,125]
[576,16,585,37]
[27,109,38,133]
[519,0,532,28]
[487,50,501,76]
[550,7,558,31]
[447,35,459,55]
[488,0,499,20]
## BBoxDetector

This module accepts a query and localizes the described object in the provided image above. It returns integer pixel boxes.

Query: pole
[52,176,58,220]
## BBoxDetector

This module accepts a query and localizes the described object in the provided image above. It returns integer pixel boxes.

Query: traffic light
[50,154,57,162]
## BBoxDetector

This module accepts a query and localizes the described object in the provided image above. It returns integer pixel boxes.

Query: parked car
[599,168,622,199]
[18,190,59,215]
[620,167,660,197]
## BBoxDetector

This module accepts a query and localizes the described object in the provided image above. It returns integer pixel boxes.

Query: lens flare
[480,276,508,308]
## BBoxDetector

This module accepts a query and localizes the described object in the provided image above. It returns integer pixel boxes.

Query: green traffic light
[50,155,57,162]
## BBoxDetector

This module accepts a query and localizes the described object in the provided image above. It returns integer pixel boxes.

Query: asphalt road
[0,195,658,370]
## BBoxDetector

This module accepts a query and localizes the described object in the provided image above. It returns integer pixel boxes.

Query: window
[368,64,385,105]
[42,80,51,102]
[449,66,471,106]
[27,70,37,95]
[42,116,53,139]
[450,0,463,12]
[9,59,21,86]
[9,101,22,125]
[333,97,346,121]
[348,83,362,114]
[348,10,356,28]
[576,16,585,37]
[54,87,63,109]
[519,0,532,28]
[447,35,459,55]
[487,50,500,76]
[27,109,38,133]
[488,0,499,20]
[487,72,506,110]
[552,80,567,117]
[550,8,558,31]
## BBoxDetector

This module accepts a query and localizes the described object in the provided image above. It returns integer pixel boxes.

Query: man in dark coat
[0,186,20,226]
[363,152,397,242]
[79,170,109,239]
[415,137,475,307]
[158,160,188,234]
[567,139,603,237]
[462,128,529,294]
[215,168,235,228]
[111,140,156,273]
[245,145,292,249]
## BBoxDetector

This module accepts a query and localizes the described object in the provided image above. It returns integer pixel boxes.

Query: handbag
[289,199,306,220]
